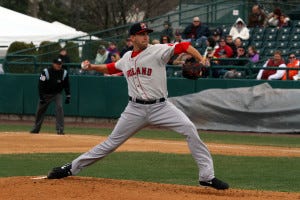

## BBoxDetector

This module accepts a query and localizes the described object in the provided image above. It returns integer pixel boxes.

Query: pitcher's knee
[182,122,198,136]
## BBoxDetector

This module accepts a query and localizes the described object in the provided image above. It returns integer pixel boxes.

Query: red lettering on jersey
[136,67,141,75]
[147,68,152,76]
[126,67,152,77]
[142,67,146,75]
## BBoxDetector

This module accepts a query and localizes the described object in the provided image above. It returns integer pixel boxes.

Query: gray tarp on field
[169,83,300,133]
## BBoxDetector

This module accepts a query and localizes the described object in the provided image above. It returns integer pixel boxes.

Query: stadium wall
[1,74,300,119]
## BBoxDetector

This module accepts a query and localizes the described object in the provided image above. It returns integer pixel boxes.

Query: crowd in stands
[66,4,299,80]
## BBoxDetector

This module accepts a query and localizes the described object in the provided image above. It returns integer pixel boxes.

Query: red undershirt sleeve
[174,42,190,55]
[106,63,122,74]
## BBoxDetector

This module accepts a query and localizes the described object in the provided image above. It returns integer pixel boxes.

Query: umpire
[30,58,71,135]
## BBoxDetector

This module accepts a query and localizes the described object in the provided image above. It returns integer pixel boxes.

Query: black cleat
[57,130,64,135]
[199,177,229,190]
[30,130,39,134]
[47,163,72,179]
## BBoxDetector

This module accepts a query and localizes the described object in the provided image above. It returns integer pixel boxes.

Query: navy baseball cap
[53,58,62,65]
[129,22,153,35]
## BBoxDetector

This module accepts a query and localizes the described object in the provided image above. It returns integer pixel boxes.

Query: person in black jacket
[30,58,71,135]
[182,16,210,47]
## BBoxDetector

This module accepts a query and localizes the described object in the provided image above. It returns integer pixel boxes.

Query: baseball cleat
[199,177,229,190]
[30,130,39,134]
[47,163,72,179]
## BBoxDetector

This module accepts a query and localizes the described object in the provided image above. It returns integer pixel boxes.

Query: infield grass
[0,152,299,192]
[0,124,300,147]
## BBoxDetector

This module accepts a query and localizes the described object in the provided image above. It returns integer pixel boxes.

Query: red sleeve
[106,63,122,74]
[174,42,190,55]
[225,46,233,57]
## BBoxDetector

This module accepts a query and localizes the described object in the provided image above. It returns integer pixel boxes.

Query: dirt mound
[0,176,299,200]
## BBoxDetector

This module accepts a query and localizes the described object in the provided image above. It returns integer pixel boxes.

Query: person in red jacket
[256,50,286,80]
[213,37,234,64]
[212,37,234,77]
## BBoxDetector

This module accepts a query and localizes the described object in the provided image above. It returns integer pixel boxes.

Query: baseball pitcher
[47,22,229,190]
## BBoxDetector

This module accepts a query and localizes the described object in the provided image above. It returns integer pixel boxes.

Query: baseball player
[30,58,71,135]
[47,22,229,190]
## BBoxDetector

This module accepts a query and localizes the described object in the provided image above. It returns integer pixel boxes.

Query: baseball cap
[53,58,62,65]
[213,30,220,36]
[129,22,153,35]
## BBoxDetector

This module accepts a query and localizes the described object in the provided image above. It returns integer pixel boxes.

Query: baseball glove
[182,61,203,80]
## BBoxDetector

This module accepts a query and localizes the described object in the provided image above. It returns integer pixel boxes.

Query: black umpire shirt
[38,67,71,99]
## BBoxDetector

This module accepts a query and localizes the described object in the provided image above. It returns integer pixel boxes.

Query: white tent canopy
[0,6,88,47]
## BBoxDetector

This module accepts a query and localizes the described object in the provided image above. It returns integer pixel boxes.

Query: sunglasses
[289,56,296,59]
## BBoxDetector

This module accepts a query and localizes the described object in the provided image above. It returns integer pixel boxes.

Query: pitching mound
[1,176,299,200]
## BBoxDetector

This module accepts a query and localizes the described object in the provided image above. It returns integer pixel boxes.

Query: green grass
[0,152,299,192]
[1,124,300,147]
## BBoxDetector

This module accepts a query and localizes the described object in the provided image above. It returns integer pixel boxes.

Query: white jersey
[115,44,175,100]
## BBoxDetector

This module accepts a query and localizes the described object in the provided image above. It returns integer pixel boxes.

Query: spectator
[213,37,234,77]
[234,37,243,49]
[30,58,71,135]
[181,16,210,47]
[160,21,174,40]
[282,54,300,80]
[212,29,221,44]
[248,4,267,27]
[120,38,133,57]
[229,18,250,41]
[105,41,119,63]
[213,37,234,60]
[203,47,217,67]
[160,35,171,44]
[58,48,71,70]
[94,45,109,64]
[224,47,248,79]
[247,46,259,63]
[256,50,286,80]
[278,14,291,28]
[225,35,236,56]
[203,36,217,58]
[172,30,183,43]
[104,53,123,76]
[267,8,282,27]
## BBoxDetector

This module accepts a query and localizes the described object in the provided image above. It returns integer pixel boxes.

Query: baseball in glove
[182,59,203,80]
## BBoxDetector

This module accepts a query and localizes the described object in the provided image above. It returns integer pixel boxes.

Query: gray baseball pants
[70,100,215,182]
[31,93,64,132]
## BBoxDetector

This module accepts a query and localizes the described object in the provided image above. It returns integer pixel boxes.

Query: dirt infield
[0,132,300,200]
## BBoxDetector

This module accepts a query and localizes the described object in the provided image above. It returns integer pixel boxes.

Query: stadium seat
[263,41,277,48]
[251,41,263,49]
[278,27,291,35]
[290,34,300,41]
[222,26,231,36]
[289,41,300,48]
[265,27,278,36]
[242,40,249,48]
[292,27,300,34]
[256,47,265,56]
[264,48,276,57]
[252,33,264,41]
[277,33,290,41]
[253,27,265,35]
[276,41,289,48]
[293,20,300,27]
[277,47,289,56]
[265,33,277,41]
